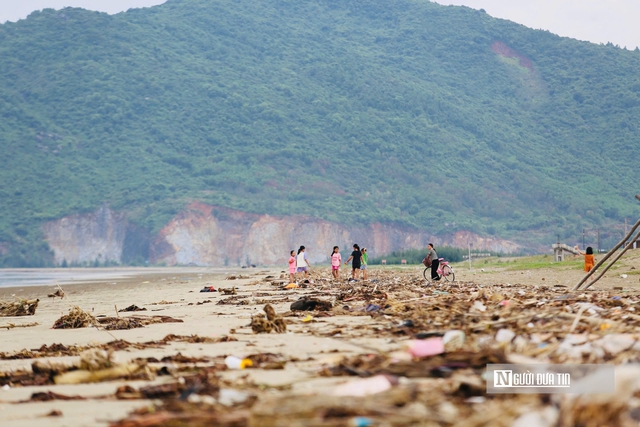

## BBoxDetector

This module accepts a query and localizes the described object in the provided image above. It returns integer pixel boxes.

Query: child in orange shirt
[575,246,595,272]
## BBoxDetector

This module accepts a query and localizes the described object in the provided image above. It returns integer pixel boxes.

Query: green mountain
[1,0,639,266]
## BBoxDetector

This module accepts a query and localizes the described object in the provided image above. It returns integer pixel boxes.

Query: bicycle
[423,258,455,283]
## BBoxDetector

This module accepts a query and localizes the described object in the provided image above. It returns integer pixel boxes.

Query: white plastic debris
[495,329,516,343]
[442,330,465,351]
[471,301,486,312]
[511,407,559,427]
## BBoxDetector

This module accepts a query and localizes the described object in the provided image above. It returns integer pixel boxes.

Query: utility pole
[468,242,472,271]
[597,228,601,253]
[582,229,585,250]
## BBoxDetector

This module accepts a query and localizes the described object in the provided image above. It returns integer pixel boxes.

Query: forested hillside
[1,0,639,266]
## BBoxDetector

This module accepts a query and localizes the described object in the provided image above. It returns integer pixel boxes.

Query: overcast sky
[1,0,638,49]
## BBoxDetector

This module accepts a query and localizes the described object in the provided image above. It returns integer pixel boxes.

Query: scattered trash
[332,375,396,396]
[199,286,216,292]
[442,330,465,351]
[495,329,516,343]
[408,338,445,358]
[224,356,253,370]
[365,304,382,312]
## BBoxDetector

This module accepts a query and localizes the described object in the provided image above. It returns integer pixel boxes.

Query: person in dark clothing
[427,243,440,280]
[345,243,362,280]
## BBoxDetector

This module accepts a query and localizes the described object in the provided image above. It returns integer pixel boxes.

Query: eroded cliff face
[43,205,149,265]
[43,202,522,266]
[149,202,521,266]
[43,206,128,265]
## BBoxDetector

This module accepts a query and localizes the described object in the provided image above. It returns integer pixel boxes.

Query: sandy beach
[1,252,640,426]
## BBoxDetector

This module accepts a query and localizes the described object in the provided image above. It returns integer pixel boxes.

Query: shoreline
[0,266,258,292]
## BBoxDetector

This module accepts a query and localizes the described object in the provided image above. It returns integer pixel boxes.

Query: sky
[1,0,639,49]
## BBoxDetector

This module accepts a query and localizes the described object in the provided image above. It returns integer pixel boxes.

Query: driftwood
[582,228,640,290]
[0,299,39,316]
[0,322,39,330]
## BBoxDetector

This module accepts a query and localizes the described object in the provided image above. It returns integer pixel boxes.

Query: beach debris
[98,315,183,330]
[442,330,466,351]
[284,283,299,289]
[246,353,289,370]
[0,299,39,316]
[200,286,216,292]
[407,338,445,358]
[217,388,254,406]
[250,304,286,334]
[43,410,63,417]
[22,391,86,402]
[47,289,65,299]
[224,356,253,370]
[54,349,152,385]
[221,287,237,295]
[226,275,250,280]
[52,306,97,329]
[118,305,147,312]
[0,321,39,330]
[495,329,517,343]
[150,300,177,305]
[332,375,396,396]
[217,296,250,305]
[290,297,332,311]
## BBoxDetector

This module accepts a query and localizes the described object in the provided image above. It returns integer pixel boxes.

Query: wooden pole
[573,217,640,290]
[583,228,640,290]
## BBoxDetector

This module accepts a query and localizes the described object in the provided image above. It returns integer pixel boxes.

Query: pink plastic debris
[408,338,445,358]
[331,374,395,396]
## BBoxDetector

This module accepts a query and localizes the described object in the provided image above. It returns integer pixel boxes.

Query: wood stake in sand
[573,217,640,290]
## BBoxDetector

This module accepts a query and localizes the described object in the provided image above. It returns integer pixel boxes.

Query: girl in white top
[296,246,311,278]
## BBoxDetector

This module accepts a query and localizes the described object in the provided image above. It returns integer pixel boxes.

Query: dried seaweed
[217,296,249,306]
[52,306,97,329]
[0,299,39,316]
[250,304,286,334]
[118,305,147,312]
[97,315,183,330]
[47,289,65,299]
[290,297,333,311]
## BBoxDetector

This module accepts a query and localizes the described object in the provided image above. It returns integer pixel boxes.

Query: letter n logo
[494,370,512,387]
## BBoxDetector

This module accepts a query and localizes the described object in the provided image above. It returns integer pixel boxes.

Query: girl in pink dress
[288,250,297,283]
[331,246,342,279]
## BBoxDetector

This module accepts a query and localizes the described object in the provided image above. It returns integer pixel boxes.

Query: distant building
[552,243,580,262]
